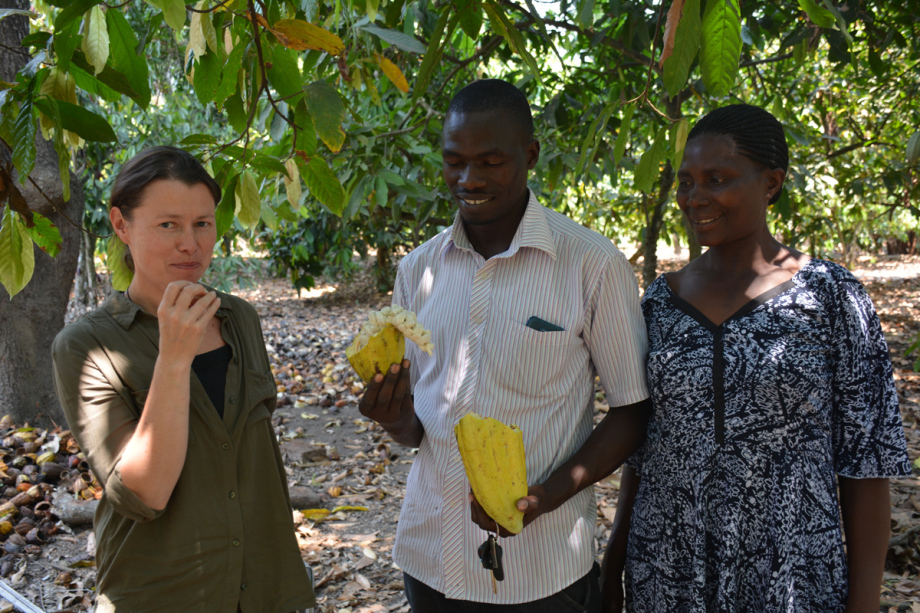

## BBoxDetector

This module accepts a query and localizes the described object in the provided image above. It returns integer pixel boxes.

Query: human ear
[526,139,540,170]
[110,207,130,244]
[765,168,786,202]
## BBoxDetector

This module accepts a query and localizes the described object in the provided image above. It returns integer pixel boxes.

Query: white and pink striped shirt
[391,192,649,603]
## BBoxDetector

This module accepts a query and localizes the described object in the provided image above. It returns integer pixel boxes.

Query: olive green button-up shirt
[52,291,315,613]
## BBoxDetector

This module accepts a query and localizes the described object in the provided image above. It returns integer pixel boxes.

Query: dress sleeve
[52,326,164,522]
[829,274,911,478]
[583,254,650,408]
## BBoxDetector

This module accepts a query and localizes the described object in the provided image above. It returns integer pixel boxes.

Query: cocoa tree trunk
[641,160,675,288]
[0,0,85,426]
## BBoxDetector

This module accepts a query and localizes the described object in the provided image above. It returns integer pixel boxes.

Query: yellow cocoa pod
[345,324,405,383]
[454,412,527,535]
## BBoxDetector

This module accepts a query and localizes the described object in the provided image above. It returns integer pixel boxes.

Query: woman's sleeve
[830,274,911,478]
[51,326,164,522]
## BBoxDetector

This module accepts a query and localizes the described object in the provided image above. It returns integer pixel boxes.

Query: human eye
[159,221,175,229]
[196,220,212,228]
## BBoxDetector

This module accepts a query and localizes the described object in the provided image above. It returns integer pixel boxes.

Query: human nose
[457,164,486,190]
[176,227,197,253]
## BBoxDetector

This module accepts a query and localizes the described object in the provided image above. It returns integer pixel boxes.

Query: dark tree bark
[641,160,675,288]
[0,0,85,426]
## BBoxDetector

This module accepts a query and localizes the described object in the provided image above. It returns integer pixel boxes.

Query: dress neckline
[662,259,812,331]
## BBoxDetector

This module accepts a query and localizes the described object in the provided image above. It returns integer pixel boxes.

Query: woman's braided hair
[688,104,789,204]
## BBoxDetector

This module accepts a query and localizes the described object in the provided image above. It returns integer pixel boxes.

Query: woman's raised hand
[156,281,221,365]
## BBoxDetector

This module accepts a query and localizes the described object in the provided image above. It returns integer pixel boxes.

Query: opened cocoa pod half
[21,464,38,477]
[35,451,55,465]
[3,540,21,555]
[19,506,33,519]
[2,488,15,499]
[39,522,59,538]
[25,485,40,500]
[7,532,25,547]
[10,457,27,470]
[71,473,91,494]
[32,501,52,520]
[20,442,37,455]
[24,528,43,545]
[14,474,31,488]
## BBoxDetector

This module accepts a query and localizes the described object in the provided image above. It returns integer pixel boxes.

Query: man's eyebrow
[442,147,505,157]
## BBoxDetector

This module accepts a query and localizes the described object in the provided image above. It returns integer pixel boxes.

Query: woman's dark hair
[447,78,534,141]
[688,104,789,204]
[110,146,221,219]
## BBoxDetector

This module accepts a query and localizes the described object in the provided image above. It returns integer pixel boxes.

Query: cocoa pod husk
[20,441,37,455]
[33,501,52,520]
[1,488,14,499]
[3,541,20,555]
[14,474,31,487]
[40,462,64,482]
[9,492,34,508]
[7,533,24,547]
[18,507,33,519]
[13,523,31,537]
[24,528,42,545]
[36,451,56,465]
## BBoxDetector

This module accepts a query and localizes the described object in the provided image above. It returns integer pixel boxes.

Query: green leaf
[0,206,35,299]
[106,9,151,108]
[576,0,595,30]
[55,101,117,142]
[375,174,387,208]
[359,24,427,54]
[298,156,345,215]
[106,235,132,291]
[661,0,702,99]
[907,132,920,165]
[192,47,222,105]
[294,100,317,156]
[456,0,482,39]
[12,95,36,182]
[669,117,690,170]
[412,8,452,104]
[303,81,345,153]
[483,1,542,85]
[613,103,636,166]
[634,126,668,193]
[700,0,741,98]
[575,103,615,176]
[53,21,81,71]
[146,0,186,31]
[235,170,261,232]
[267,44,303,100]
[216,173,238,238]
[0,9,37,21]
[25,211,62,257]
[215,40,245,108]
[797,0,835,28]
[81,5,109,76]
[70,49,140,101]
[225,91,246,132]
[53,0,99,31]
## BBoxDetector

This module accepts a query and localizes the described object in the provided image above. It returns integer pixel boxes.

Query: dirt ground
[8,254,920,613]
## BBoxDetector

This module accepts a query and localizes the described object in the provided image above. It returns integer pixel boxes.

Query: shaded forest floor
[12,254,920,612]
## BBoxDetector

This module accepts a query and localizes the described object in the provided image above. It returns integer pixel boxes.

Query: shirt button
[222,442,230,450]
[229,491,236,499]
[240,583,246,591]
[233,357,239,364]
[229,396,237,404]
[232,539,240,546]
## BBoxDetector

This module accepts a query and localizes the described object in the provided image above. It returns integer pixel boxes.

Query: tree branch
[739,52,794,67]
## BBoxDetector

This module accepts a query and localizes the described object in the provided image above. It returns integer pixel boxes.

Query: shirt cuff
[105,466,166,523]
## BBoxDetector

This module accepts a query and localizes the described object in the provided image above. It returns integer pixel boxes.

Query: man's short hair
[446,79,535,141]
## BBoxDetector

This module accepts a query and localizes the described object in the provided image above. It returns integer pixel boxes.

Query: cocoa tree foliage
[0,0,918,298]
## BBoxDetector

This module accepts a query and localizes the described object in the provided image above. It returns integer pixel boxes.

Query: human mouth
[691,214,723,227]
[458,195,491,206]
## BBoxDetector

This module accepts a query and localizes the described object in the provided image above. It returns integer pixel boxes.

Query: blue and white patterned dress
[625,259,911,613]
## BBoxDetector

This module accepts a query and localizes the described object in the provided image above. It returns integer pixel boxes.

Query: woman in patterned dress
[599,104,911,613]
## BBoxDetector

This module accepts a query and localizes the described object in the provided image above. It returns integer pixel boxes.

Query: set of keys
[477,532,504,593]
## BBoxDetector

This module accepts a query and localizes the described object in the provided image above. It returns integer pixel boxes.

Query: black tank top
[191,344,233,418]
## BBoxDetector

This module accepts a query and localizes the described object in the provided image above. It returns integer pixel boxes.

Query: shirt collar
[442,190,557,261]
[103,285,231,330]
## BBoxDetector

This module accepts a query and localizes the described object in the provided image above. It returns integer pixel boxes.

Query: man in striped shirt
[359,79,651,612]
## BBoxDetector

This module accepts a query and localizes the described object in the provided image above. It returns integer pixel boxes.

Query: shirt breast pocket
[244,369,277,417]
[489,320,580,400]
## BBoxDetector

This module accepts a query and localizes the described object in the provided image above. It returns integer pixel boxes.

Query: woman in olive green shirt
[52,147,315,613]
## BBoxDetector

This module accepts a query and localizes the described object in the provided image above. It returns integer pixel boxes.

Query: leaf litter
[11,256,917,612]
